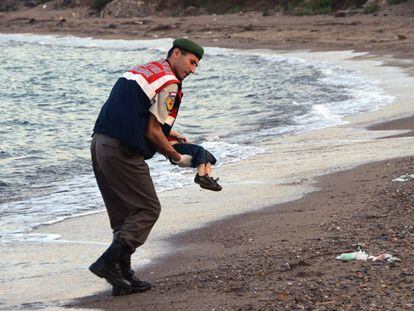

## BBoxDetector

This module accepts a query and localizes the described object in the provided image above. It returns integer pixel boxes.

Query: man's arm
[145,114,181,162]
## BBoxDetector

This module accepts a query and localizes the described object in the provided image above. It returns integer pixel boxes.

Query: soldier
[89,38,204,295]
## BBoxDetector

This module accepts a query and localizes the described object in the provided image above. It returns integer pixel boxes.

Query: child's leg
[205,163,211,176]
[197,163,207,176]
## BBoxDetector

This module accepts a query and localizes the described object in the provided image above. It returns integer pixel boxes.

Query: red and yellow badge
[166,92,177,111]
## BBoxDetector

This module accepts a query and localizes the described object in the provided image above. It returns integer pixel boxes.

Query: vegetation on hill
[0,0,408,15]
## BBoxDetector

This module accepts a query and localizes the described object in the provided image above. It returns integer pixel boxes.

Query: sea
[0,34,393,246]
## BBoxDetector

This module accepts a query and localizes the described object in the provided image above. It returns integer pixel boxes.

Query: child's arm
[169,129,188,144]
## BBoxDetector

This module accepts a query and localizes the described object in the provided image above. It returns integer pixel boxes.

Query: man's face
[170,48,199,81]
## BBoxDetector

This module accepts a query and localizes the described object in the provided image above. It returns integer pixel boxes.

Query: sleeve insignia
[166,92,177,111]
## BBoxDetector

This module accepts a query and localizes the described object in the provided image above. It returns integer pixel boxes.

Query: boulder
[334,10,347,17]
[262,9,274,17]
[0,0,19,12]
[179,6,208,16]
[364,0,389,9]
[102,0,147,18]
[151,24,172,31]
[25,0,37,8]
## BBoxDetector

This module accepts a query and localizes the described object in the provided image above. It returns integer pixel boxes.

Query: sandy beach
[1,2,414,310]
[70,155,414,310]
[0,1,413,58]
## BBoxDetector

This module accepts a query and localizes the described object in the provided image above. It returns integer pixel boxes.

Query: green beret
[173,38,204,60]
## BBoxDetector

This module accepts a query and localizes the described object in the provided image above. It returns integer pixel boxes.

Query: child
[168,130,222,191]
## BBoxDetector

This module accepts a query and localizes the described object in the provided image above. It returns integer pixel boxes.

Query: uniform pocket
[97,134,122,148]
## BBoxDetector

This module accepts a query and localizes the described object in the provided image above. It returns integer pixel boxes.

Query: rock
[151,24,172,31]
[0,0,19,12]
[262,9,273,17]
[277,291,286,301]
[25,0,37,8]
[53,0,74,9]
[180,6,208,17]
[58,16,66,22]
[244,24,253,31]
[334,10,347,17]
[102,0,148,18]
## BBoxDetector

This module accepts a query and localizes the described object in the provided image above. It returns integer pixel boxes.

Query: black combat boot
[89,240,132,293]
[112,253,152,296]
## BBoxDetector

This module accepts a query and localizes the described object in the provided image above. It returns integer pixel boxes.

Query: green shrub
[229,5,243,13]
[387,0,407,4]
[292,5,313,15]
[312,0,331,11]
[91,0,112,11]
[364,2,379,13]
[290,0,333,15]
[314,6,331,14]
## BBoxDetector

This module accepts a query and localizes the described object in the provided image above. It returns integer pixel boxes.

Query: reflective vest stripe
[122,71,179,100]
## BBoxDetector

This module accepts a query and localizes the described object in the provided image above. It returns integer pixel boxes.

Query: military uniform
[89,38,204,295]
[92,60,182,249]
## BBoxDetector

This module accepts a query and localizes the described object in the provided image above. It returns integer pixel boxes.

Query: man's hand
[170,129,189,144]
[177,154,192,167]
[145,114,182,161]
[176,135,188,144]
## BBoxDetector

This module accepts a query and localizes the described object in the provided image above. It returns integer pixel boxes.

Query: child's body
[168,130,222,191]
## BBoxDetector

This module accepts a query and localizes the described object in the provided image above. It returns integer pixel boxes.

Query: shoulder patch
[166,92,177,111]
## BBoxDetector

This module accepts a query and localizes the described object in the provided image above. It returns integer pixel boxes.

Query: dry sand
[0,2,413,59]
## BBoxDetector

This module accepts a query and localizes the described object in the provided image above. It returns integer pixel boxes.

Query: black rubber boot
[89,240,132,292]
[112,253,152,296]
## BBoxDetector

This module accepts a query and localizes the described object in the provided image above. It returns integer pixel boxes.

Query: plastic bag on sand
[336,250,400,263]
[392,174,414,182]
[336,250,369,261]
[371,253,401,263]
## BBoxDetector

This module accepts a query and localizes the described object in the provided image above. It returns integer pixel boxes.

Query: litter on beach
[392,174,414,182]
[335,250,369,261]
[370,253,401,263]
[336,250,401,263]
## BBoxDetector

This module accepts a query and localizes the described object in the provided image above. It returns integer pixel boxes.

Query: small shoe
[194,174,222,191]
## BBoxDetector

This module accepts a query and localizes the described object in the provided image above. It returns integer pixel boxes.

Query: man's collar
[165,58,182,82]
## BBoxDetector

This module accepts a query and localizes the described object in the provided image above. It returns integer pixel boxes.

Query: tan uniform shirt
[149,84,178,124]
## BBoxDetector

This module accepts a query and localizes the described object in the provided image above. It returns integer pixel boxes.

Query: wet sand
[71,155,414,310]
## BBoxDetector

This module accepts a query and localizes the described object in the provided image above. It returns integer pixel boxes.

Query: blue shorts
[172,143,217,168]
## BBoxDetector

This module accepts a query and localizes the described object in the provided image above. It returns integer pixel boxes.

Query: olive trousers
[91,133,161,250]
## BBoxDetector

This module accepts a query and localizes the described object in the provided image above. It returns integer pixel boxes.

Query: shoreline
[44,49,414,309]
[1,3,413,60]
[70,154,414,310]
[1,11,414,310]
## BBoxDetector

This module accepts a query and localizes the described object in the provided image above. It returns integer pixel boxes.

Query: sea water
[0,34,393,244]
[0,34,403,310]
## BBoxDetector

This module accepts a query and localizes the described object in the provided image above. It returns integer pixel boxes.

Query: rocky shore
[1,1,413,59]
